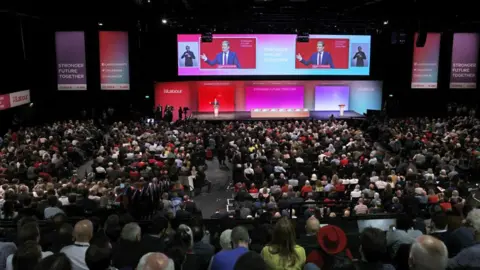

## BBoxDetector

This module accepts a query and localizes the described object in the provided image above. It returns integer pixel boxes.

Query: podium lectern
[339,104,345,116]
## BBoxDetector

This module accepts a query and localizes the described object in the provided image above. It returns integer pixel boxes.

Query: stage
[190,110,365,121]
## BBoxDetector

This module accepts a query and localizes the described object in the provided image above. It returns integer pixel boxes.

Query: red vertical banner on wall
[0,94,11,110]
[99,31,130,90]
[411,33,441,89]
[154,82,192,121]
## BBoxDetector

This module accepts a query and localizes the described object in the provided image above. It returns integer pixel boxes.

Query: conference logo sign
[0,94,10,110]
[164,89,183,94]
[9,90,31,107]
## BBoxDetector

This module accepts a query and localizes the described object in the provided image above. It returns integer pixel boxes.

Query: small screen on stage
[245,86,304,110]
[411,33,441,89]
[177,34,371,76]
[450,33,479,89]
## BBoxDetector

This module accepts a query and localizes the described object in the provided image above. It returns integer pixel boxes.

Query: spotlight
[161,19,167,24]
[389,94,394,98]
[383,20,389,25]
[98,22,103,26]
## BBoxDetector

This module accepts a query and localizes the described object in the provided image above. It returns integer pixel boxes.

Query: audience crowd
[1,114,480,270]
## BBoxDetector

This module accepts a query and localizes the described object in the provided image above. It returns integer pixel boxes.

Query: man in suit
[297,41,335,68]
[353,46,367,67]
[210,98,220,117]
[181,45,196,67]
[201,40,241,68]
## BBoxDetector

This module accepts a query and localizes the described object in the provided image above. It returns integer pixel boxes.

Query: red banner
[0,90,30,111]
[0,94,10,110]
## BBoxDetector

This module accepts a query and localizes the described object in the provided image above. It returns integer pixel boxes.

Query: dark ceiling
[3,0,478,32]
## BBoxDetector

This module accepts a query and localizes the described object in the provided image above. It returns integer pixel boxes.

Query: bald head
[74,219,93,243]
[137,252,174,270]
[306,217,320,234]
[409,235,448,270]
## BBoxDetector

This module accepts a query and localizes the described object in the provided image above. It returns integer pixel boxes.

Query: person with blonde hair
[261,217,306,270]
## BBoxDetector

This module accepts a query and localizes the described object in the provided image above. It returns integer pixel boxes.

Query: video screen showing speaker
[177,34,371,76]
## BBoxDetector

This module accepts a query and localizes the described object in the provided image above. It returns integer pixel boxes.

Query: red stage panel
[155,82,192,121]
[198,85,235,112]
[295,38,349,69]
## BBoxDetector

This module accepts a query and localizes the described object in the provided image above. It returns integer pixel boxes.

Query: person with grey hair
[296,40,335,68]
[409,235,448,270]
[200,40,241,68]
[219,229,233,251]
[112,222,143,269]
[137,252,175,270]
[210,226,249,270]
[448,209,480,269]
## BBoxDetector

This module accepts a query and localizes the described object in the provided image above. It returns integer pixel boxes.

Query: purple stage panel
[245,86,304,110]
[314,85,350,111]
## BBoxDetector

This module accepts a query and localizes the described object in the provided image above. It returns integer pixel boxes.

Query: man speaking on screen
[181,45,196,67]
[201,40,241,68]
[297,41,335,68]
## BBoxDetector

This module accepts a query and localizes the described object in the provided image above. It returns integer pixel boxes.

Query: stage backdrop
[155,80,382,115]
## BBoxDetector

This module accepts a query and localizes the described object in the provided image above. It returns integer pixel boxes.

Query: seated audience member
[234,251,267,270]
[61,220,93,270]
[166,224,197,270]
[35,253,72,270]
[409,235,448,270]
[448,209,480,269]
[357,227,395,270]
[85,245,113,270]
[306,225,353,270]
[136,252,175,270]
[353,198,368,215]
[112,222,144,270]
[0,241,17,270]
[210,226,250,270]
[297,217,320,256]
[350,185,362,199]
[192,226,215,270]
[429,213,450,244]
[7,223,53,270]
[386,214,423,258]
[12,240,42,270]
[44,196,65,219]
[261,217,306,270]
[140,214,168,254]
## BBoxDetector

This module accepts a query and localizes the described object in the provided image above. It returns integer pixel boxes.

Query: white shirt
[375,180,387,189]
[6,251,53,270]
[351,190,362,199]
[61,242,90,270]
[59,196,69,206]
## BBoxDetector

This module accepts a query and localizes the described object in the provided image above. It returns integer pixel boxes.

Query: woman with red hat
[306,225,353,270]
